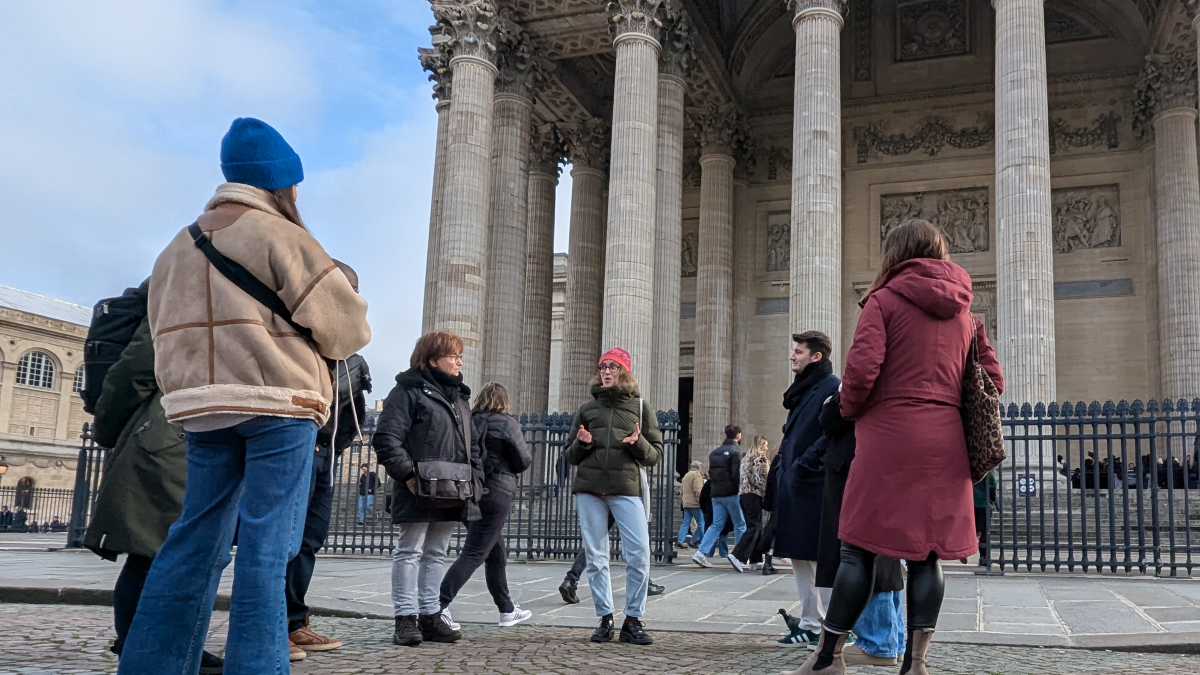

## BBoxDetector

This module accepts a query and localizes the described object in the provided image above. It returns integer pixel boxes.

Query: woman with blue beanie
[117,118,371,675]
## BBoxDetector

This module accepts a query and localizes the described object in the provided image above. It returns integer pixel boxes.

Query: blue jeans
[357,494,373,522]
[117,417,317,675]
[853,590,906,658]
[678,507,705,544]
[577,494,650,618]
[699,495,746,556]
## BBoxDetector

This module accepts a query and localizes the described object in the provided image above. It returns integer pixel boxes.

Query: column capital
[688,102,747,158]
[529,123,566,177]
[657,3,696,78]
[1133,50,1199,139]
[430,0,500,65]
[786,0,847,27]
[418,45,453,103]
[608,0,664,41]
[563,118,612,173]
[494,9,554,100]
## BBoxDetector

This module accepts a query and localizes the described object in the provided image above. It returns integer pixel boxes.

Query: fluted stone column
[602,1,663,386]
[650,16,692,414]
[430,0,499,394]
[419,48,452,333]
[519,125,564,413]
[482,35,546,394]
[559,120,611,413]
[731,178,755,429]
[788,0,845,361]
[993,0,1056,406]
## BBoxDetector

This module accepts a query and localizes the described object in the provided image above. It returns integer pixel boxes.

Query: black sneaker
[647,581,665,596]
[619,617,654,645]
[198,650,224,674]
[559,579,580,604]
[393,615,422,647]
[419,611,463,643]
[591,614,614,642]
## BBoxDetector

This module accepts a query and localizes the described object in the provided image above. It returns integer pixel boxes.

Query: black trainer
[393,615,423,647]
[559,579,580,604]
[647,581,665,596]
[619,617,654,645]
[591,614,614,643]
[419,611,463,643]
[198,650,224,675]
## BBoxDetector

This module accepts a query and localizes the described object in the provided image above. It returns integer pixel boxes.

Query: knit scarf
[204,182,285,218]
[783,359,833,410]
[420,366,470,403]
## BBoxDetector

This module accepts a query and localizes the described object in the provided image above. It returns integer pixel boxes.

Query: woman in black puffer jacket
[374,331,484,648]
[439,383,532,627]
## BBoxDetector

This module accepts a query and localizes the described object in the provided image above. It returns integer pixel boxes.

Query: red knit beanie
[598,347,632,373]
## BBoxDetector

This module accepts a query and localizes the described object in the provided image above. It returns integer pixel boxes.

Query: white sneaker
[728,554,745,573]
[692,551,712,568]
[442,608,461,631]
[498,605,532,627]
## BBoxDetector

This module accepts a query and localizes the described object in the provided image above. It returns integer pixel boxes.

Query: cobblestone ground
[1,604,1198,675]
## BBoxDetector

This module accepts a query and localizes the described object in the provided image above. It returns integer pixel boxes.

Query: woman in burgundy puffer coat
[781,219,1003,675]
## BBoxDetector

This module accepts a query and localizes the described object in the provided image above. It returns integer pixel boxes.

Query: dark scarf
[420,367,470,403]
[783,359,833,410]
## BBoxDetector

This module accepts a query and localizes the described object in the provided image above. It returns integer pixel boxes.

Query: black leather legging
[823,543,944,634]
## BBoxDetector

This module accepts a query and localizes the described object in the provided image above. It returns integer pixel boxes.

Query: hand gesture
[621,423,641,445]
[577,425,593,444]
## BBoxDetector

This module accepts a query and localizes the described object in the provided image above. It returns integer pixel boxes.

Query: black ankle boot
[418,610,462,643]
[591,614,614,642]
[559,578,580,604]
[762,555,778,575]
[619,616,653,645]
[392,615,422,647]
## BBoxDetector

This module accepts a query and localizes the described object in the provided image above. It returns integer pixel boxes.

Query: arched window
[16,352,55,389]
[73,366,85,394]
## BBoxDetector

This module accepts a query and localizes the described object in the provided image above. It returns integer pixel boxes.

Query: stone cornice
[1133,49,1199,138]
[0,308,88,340]
[431,0,500,64]
[562,118,611,172]
[418,45,453,103]
[657,3,696,78]
[608,0,664,39]
[529,123,567,176]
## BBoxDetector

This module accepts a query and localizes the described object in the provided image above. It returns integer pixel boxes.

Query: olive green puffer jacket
[563,384,663,497]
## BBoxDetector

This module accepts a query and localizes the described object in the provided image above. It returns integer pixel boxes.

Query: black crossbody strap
[187,222,313,341]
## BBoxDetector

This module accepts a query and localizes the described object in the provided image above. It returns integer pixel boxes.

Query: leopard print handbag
[962,325,1006,484]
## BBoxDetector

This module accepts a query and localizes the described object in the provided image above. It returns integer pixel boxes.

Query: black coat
[374,369,483,524]
[473,411,532,496]
[813,393,903,591]
[707,440,741,498]
[773,367,841,561]
[763,453,782,512]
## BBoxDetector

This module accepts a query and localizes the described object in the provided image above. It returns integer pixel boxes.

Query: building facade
[0,287,93,491]
[417,0,1200,462]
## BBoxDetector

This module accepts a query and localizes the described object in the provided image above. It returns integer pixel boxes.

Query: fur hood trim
[162,384,330,426]
[205,182,285,218]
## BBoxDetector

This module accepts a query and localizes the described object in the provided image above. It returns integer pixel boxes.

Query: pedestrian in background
[729,436,770,572]
[756,448,782,576]
[439,382,533,627]
[678,460,705,548]
[117,117,370,675]
[774,331,840,648]
[692,426,746,568]
[357,464,379,524]
[783,219,1003,675]
[375,331,484,647]
[564,348,663,645]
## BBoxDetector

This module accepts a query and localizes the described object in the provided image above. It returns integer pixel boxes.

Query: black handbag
[413,459,473,506]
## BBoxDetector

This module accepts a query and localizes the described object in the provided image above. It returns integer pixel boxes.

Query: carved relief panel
[880,188,990,254]
[896,0,970,62]
[681,230,698,278]
[766,213,790,273]
[1051,185,1121,254]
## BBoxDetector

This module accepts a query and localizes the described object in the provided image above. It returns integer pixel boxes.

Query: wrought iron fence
[65,413,681,564]
[0,486,73,532]
[980,399,1200,576]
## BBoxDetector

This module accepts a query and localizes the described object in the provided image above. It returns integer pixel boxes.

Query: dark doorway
[676,377,694,480]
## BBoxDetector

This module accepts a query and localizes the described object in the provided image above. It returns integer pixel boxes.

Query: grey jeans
[390,521,457,616]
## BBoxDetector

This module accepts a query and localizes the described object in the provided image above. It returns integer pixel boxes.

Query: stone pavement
[1,603,1199,675]
[3,539,1200,650]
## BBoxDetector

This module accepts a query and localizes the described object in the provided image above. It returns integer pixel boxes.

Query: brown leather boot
[289,615,343,652]
[779,629,848,675]
[901,629,935,675]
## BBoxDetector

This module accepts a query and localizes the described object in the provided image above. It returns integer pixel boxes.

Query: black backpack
[317,354,373,452]
[81,284,148,414]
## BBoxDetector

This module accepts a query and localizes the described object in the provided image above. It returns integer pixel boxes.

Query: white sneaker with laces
[692,551,712,568]
[442,608,461,631]
[498,605,532,627]
[728,554,745,573]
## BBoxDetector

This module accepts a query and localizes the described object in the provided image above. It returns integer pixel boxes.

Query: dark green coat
[83,318,188,560]
[973,470,999,510]
[563,385,663,497]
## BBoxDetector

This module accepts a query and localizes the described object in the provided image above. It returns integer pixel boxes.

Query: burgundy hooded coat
[838,258,1004,561]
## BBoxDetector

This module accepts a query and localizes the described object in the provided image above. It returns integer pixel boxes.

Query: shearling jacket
[147,183,370,427]
[681,469,704,508]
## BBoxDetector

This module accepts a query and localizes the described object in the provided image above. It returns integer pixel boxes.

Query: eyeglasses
[597,363,622,373]
[440,354,464,364]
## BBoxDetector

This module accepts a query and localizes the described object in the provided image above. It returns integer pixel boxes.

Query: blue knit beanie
[219,118,304,190]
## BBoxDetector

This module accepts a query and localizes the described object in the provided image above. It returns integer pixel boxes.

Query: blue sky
[0,0,574,387]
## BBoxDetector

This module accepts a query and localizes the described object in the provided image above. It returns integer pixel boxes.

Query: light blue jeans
[577,494,650,618]
[699,495,746,556]
[853,590,906,658]
[357,494,374,521]
[117,417,316,675]
[679,507,705,544]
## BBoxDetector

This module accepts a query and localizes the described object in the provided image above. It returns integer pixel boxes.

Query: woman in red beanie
[562,348,664,646]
